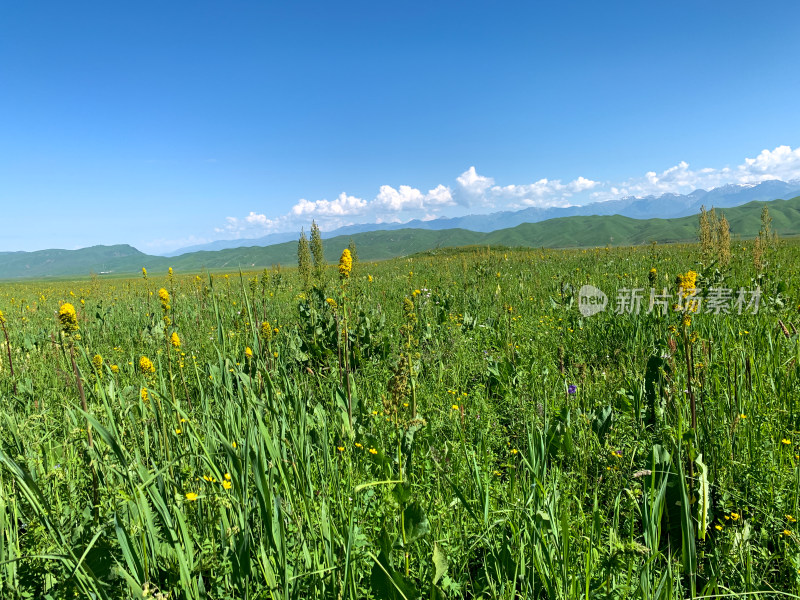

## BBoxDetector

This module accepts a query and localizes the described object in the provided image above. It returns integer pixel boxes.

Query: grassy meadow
[0,236,799,599]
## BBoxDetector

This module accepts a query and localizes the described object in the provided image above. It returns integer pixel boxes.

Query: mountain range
[164,179,800,256]
[1,193,799,280]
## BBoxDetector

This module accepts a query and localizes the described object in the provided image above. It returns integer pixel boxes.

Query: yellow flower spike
[338,248,353,279]
[58,302,79,333]
[139,356,155,374]
[170,331,181,349]
[245,346,253,359]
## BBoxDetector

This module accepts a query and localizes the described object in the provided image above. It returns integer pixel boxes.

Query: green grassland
[3,196,800,280]
[0,231,799,598]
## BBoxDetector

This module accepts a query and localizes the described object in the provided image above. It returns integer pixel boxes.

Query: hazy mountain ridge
[1,196,799,280]
[165,179,800,255]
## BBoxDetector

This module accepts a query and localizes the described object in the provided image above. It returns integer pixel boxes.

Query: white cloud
[376,184,454,211]
[291,193,368,217]
[737,145,800,182]
[457,166,494,196]
[245,212,280,227]
[425,184,455,206]
[376,185,425,211]
[570,176,599,192]
[590,145,800,202]
[455,168,600,209]
[214,144,800,241]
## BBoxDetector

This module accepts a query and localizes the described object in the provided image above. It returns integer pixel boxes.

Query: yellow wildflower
[58,303,79,333]
[158,288,170,313]
[92,354,103,370]
[245,346,253,359]
[368,448,377,455]
[140,387,149,402]
[185,492,198,501]
[139,356,155,374]
[339,248,353,279]
[170,331,181,349]
[222,480,232,490]
[0,310,5,324]
[142,267,148,279]
[676,270,698,290]
[110,364,119,373]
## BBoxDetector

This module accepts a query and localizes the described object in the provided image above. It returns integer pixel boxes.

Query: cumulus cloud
[590,145,800,202]
[375,184,454,211]
[737,145,800,182]
[215,212,289,237]
[455,167,599,209]
[291,193,368,217]
[457,166,495,196]
[215,144,800,239]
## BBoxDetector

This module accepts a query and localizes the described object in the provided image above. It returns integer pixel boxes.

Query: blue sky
[2,1,800,253]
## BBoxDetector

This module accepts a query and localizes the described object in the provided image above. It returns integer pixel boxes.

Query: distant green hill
[2,196,799,280]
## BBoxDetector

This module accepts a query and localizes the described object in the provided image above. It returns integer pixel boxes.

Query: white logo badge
[578,285,607,316]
